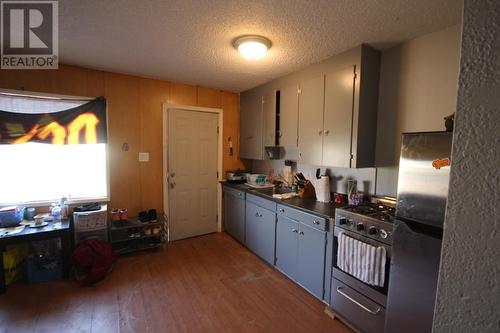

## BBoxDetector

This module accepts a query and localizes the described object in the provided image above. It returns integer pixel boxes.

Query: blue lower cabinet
[245,201,259,252]
[223,188,245,243]
[297,223,326,299]
[276,204,327,300]
[276,215,299,279]
[240,197,327,301]
[245,200,276,265]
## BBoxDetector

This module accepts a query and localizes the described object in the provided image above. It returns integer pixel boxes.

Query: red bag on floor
[72,238,115,286]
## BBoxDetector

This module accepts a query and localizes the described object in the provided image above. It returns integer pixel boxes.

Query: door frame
[162,104,224,239]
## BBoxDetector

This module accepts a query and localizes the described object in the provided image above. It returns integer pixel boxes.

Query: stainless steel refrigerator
[385,132,452,333]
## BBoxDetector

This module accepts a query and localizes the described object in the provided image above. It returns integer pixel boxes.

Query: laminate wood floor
[0,232,351,333]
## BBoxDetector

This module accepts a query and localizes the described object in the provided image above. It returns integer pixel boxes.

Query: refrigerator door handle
[397,219,443,239]
[336,286,381,315]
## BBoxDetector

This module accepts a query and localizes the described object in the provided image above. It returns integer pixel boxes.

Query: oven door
[331,227,391,333]
[332,227,391,306]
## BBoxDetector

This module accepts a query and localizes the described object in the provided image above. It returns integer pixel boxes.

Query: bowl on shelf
[248,174,267,185]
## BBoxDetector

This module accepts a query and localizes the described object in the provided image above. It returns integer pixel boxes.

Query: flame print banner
[0,97,107,145]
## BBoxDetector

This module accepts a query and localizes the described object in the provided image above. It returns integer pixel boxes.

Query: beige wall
[375,25,461,196]
[0,65,246,216]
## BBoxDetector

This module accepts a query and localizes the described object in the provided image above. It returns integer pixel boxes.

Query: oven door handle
[336,286,381,315]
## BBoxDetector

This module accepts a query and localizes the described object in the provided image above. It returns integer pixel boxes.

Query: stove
[335,197,396,245]
[330,197,397,333]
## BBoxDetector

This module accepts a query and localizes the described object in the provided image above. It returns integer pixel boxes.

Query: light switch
[138,152,149,162]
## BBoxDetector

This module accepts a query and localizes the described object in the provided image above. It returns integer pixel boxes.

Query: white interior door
[168,109,218,240]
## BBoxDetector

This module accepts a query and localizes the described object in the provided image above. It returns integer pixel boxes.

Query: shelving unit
[109,216,166,255]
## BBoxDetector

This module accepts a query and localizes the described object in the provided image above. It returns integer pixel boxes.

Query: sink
[270,187,298,200]
[251,186,298,199]
[273,187,296,195]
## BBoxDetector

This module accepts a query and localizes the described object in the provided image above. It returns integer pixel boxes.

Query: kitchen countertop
[221,181,344,220]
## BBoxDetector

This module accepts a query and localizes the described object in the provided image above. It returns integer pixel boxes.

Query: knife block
[299,181,316,199]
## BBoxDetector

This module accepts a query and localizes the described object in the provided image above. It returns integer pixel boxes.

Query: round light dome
[233,35,272,61]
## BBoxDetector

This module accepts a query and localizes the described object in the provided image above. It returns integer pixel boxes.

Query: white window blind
[0,91,109,206]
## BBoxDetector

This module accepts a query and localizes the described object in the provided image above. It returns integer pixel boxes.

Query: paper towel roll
[312,176,331,203]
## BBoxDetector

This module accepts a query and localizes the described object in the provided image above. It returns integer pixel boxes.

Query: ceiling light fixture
[233,35,272,61]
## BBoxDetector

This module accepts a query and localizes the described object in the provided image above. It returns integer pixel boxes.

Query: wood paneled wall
[0,65,247,216]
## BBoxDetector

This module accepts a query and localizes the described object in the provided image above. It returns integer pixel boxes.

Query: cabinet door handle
[279,208,285,213]
[255,212,262,218]
[292,229,298,233]
[318,130,323,135]
[324,130,330,135]
[299,231,304,235]
[313,220,320,225]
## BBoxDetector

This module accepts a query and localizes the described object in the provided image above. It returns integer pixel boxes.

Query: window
[0,91,108,205]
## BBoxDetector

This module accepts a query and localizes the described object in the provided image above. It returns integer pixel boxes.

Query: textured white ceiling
[59,0,462,92]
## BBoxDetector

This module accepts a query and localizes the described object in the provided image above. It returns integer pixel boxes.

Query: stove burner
[344,202,395,222]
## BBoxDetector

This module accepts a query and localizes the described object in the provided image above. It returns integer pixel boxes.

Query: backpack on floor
[72,238,115,286]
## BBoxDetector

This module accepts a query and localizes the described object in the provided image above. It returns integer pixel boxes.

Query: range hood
[264,146,284,160]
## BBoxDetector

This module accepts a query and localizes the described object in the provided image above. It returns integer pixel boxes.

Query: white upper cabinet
[263,90,276,147]
[298,75,325,166]
[239,90,264,160]
[279,84,299,147]
[323,66,356,168]
[239,45,380,167]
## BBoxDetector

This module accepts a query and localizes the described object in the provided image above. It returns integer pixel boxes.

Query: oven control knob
[339,217,347,225]
[380,229,388,239]
[356,223,364,231]
[368,226,378,235]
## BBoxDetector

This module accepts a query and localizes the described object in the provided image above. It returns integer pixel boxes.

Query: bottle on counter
[60,196,69,219]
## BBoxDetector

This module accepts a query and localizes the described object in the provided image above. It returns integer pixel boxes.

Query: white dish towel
[337,231,386,287]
